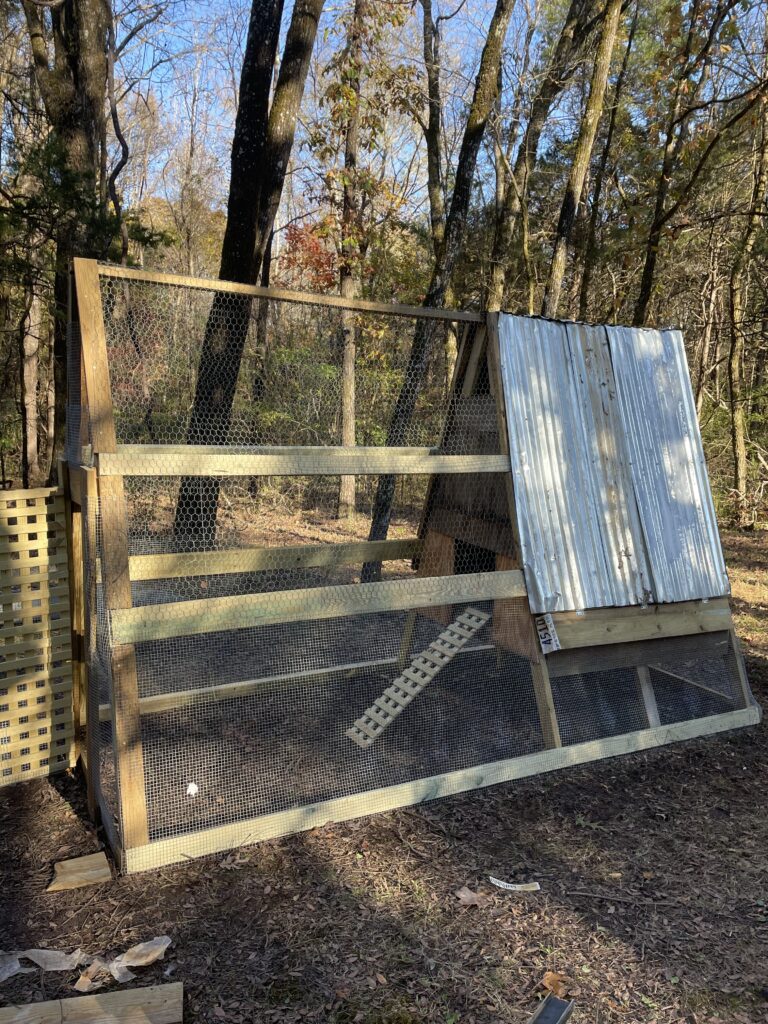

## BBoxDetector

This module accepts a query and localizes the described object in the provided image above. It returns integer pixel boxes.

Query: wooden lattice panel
[0,487,74,785]
[346,608,490,749]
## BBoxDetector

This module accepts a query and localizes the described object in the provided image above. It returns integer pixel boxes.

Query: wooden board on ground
[0,982,183,1024]
[47,851,112,892]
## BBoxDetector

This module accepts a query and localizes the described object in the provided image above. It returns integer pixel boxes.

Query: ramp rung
[346,606,490,749]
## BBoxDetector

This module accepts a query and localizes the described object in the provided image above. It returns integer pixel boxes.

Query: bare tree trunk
[22,0,110,476]
[578,0,638,320]
[362,0,515,580]
[45,324,56,482]
[632,1,743,325]
[728,101,768,523]
[542,0,622,317]
[20,285,42,486]
[485,0,596,312]
[337,0,367,520]
[419,0,458,388]
[175,0,324,547]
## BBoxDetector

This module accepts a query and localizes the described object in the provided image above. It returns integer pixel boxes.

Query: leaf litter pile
[0,531,766,1024]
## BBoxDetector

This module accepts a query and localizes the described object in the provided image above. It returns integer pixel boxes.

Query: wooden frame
[110,569,527,644]
[97,262,483,322]
[73,258,149,848]
[97,446,509,477]
[0,983,183,1024]
[117,537,420,582]
[68,259,758,874]
[0,485,76,787]
[123,704,760,872]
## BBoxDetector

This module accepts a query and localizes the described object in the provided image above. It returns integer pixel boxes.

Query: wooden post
[635,666,661,728]
[485,312,562,749]
[59,459,94,819]
[73,258,149,848]
[725,627,753,709]
[81,466,101,820]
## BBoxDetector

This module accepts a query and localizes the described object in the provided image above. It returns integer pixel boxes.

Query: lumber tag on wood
[47,851,112,892]
[0,981,183,1024]
[346,607,490,748]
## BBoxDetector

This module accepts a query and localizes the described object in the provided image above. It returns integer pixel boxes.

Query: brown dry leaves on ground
[1,531,767,1024]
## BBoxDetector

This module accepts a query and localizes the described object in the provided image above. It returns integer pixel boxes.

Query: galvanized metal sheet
[497,314,729,613]
[606,325,729,604]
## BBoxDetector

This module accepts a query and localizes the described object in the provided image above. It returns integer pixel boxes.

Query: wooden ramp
[346,608,490,749]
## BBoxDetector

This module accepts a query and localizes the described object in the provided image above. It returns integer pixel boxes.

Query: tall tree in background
[338,0,367,520]
[21,0,110,470]
[632,1,761,325]
[577,0,638,320]
[175,0,325,545]
[485,0,597,312]
[542,0,623,316]
[362,0,516,579]
[728,81,768,521]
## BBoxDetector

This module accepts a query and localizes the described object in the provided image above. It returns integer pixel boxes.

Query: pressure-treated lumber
[47,850,111,891]
[97,446,509,478]
[97,261,483,322]
[110,568,526,644]
[635,666,661,728]
[97,643,495,721]
[0,982,183,1024]
[0,486,76,786]
[486,314,561,749]
[725,628,753,709]
[545,631,730,677]
[550,598,731,649]
[124,705,761,872]
[116,537,420,582]
[346,608,490,748]
[74,257,149,849]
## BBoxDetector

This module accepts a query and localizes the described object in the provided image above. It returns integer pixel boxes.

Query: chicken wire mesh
[71,267,755,866]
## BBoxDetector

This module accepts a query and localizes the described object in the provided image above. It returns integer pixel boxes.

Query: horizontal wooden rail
[97,263,484,322]
[97,446,509,477]
[122,537,420,582]
[124,704,762,871]
[98,643,496,720]
[110,568,526,644]
[550,597,732,649]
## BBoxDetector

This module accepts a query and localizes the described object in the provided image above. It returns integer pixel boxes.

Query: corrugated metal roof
[606,325,729,604]
[497,314,729,613]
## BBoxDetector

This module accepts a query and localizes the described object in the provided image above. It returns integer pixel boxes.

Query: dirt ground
[1,529,766,1024]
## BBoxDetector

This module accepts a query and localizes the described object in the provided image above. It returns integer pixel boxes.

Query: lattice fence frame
[0,485,76,785]
[67,259,759,874]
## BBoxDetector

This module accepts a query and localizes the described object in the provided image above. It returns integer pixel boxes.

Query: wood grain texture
[550,598,732,649]
[98,447,509,478]
[47,851,111,891]
[0,982,183,1024]
[118,537,420,582]
[97,261,483,321]
[110,569,527,644]
[0,487,75,786]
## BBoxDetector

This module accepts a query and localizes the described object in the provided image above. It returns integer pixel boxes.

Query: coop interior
[67,262,759,872]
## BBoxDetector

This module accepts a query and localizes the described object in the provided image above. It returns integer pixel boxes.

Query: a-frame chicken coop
[67,259,759,873]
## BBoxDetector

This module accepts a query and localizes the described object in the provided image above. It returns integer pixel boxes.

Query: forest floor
[1,529,766,1024]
